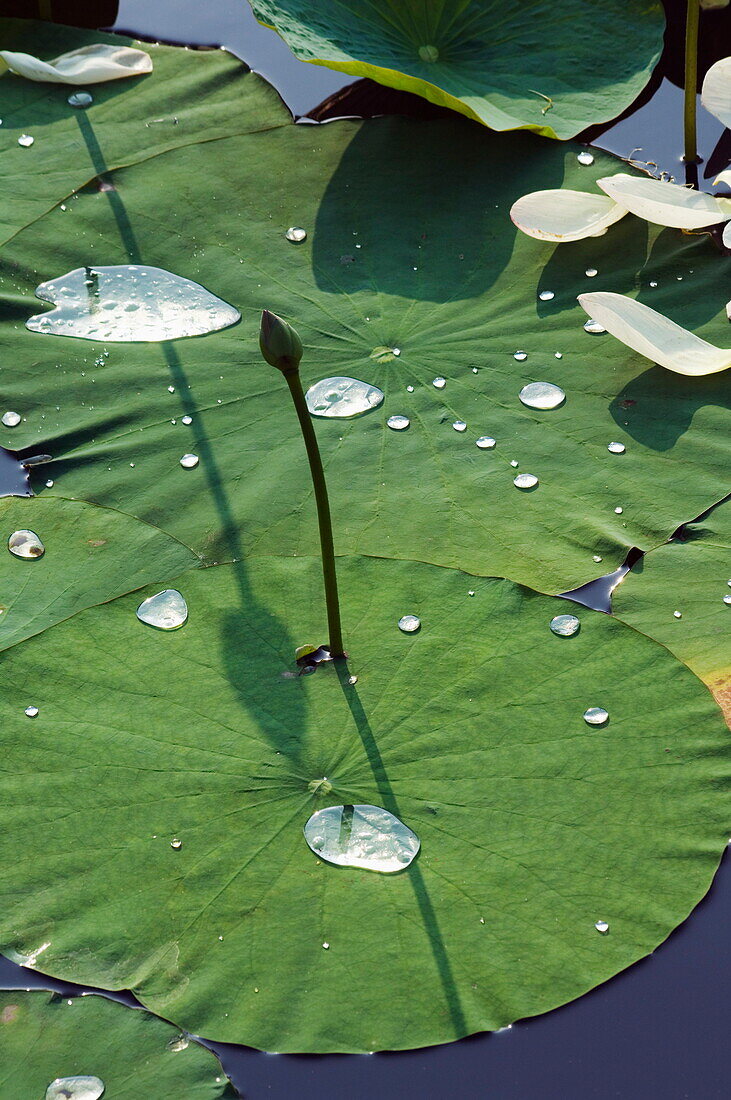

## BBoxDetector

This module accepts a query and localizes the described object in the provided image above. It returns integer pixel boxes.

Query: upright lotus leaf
[0,991,231,1097]
[614,498,731,725]
[250,0,665,139]
[0,555,726,1052]
[2,67,729,593]
[0,18,289,246]
[0,497,200,652]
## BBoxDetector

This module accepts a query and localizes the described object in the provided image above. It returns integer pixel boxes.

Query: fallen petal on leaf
[701,55,731,129]
[597,173,731,229]
[0,44,152,84]
[509,189,628,241]
[577,291,731,376]
[723,220,731,251]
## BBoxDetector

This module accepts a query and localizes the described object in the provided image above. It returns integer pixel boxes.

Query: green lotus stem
[259,310,345,659]
[684,0,700,165]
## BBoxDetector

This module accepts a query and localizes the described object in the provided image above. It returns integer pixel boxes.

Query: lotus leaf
[250,0,665,139]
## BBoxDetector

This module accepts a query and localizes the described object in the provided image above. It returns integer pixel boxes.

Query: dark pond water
[1,1,729,1097]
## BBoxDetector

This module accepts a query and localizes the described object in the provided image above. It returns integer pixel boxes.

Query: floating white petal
[597,173,731,229]
[509,190,628,242]
[724,221,731,252]
[0,44,152,84]
[578,292,731,377]
[701,56,731,129]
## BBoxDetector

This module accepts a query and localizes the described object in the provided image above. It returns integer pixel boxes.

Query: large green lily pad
[0,552,726,1052]
[1,71,729,593]
[0,17,287,247]
[614,497,731,725]
[0,991,232,1097]
[250,0,665,139]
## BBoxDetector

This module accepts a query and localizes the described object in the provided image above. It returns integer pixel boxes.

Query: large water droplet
[594,920,609,934]
[2,411,21,427]
[577,151,595,166]
[27,266,240,342]
[304,804,420,873]
[518,382,565,410]
[305,376,383,418]
[723,595,731,606]
[68,91,93,109]
[387,414,410,431]
[673,610,682,618]
[25,705,39,718]
[583,319,606,334]
[538,290,555,302]
[583,706,609,727]
[45,1078,105,1100]
[452,420,467,432]
[170,837,183,850]
[18,134,34,147]
[180,453,199,469]
[513,351,528,361]
[550,614,580,637]
[181,415,192,425]
[136,589,188,630]
[514,473,538,489]
[285,226,307,243]
[432,377,446,389]
[398,614,421,633]
[607,442,626,454]
[585,267,598,278]
[8,530,44,559]
[475,436,496,449]
[167,1035,190,1052]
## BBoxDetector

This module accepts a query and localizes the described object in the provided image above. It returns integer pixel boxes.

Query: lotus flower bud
[259,310,303,373]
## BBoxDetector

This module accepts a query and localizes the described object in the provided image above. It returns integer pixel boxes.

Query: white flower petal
[597,173,731,229]
[577,291,731,376]
[509,189,628,242]
[0,44,152,85]
[714,169,731,189]
[701,56,731,129]
[723,221,731,249]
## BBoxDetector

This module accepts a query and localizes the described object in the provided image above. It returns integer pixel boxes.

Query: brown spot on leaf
[86,539,107,547]
[1,1005,19,1024]
[708,672,731,729]
[618,399,637,409]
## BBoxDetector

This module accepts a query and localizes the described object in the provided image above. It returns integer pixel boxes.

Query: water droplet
[595,920,609,934]
[170,838,182,850]
[26,265,240,342]
[398,614,421,633]
[475,436,496,449]
[614,506,623,514]
[472,367,479,374]
[538,290,555,301]
[322,941,330,949]
[723,595,731,606]
[550,614,580,637]
[673,610,682,618]
[607,442,626,454]
[136,589,188,630]
[418,44,439,62]
[518,382,565,410]
[24,705,39,718]
[452,420,467,432]
[583,707,609,727]
[514,473,539,489]
[432,377,446,389]
[181,415,192,425]
[468,590,475,597]
[167,1035,189,1052]
[554,352,563,359]
[304,804,420,873]
[577,151,594,166]
[510,459,519,468]
[180,453,199,469]
[593,555,603,563]
[305,376,384,419]
[513,351,528,361]
[285,226,307,243]
[8,530,44,559]
[392,347,401,357]
[2,410,21,428]
[68,91,93,109]
[348,675,358,685]
[167,385,175,393]
[387,415,410,431]
[649,280,658,288]
[585,268,598,278]
[45,1078,105,1100]
[583,319,606,334]
[18,134,34,147]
